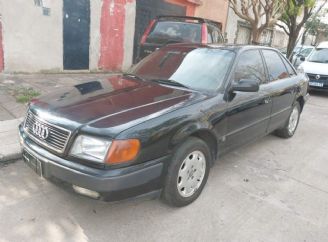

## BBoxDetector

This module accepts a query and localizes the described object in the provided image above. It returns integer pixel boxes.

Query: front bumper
[19,125,167,201]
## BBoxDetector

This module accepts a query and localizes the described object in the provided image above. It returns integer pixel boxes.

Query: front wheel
[275,102,301,138]
[162,137,211,207]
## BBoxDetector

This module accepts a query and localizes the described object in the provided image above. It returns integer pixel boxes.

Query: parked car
[291,45,314,68]
[298,41,328,91]
[19,44,309,207]
[136,15,224,61]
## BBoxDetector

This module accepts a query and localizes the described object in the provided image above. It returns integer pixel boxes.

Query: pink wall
[99,0,134,71]
[195,0,229,32]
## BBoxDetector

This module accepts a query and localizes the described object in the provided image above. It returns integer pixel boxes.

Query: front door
[63,0,90,70]
[224,50,272,152]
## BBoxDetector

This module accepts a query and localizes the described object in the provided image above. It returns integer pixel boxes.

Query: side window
[208,25,223,43]
[207,25,213,43]
[282,56,296,76]
[234,50,266,84]
[262,50,289,81]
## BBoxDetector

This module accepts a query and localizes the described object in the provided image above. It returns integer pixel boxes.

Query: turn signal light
[106,139,140,164]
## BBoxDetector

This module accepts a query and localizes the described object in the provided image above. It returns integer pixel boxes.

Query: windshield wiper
[123,73,146,82]
[151,79,190,89]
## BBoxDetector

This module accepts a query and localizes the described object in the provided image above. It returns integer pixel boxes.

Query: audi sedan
[19,44,309,207]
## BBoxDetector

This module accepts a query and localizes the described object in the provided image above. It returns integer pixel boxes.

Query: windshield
[130,48,235,91]
[307,48,328,63]
[147,21,202,44]
[299,48,313,57]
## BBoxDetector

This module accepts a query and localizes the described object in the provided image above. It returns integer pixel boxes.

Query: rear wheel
[162,137,211,207]
[275,102,301,138]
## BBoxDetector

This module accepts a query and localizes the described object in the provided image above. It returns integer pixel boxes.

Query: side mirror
[300,56,305,61]
[232,79,259,92]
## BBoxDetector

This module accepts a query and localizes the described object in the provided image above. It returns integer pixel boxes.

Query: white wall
[2,0,63,72]
[122,1,136,71]
[1,0,103,73]
[90,0,102,71]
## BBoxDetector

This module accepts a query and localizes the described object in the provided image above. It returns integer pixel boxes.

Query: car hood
[29,75,206,137]
[300,61,328,75]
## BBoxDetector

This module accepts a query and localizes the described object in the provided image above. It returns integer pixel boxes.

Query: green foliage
[305,8,328,36]
[281,0,315,21]
[12,87,41,103]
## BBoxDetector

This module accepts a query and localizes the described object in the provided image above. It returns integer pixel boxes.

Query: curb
[0,118,23,163]
[0,152,22,163]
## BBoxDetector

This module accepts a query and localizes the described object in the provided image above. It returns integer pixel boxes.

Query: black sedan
[19,44,309,207]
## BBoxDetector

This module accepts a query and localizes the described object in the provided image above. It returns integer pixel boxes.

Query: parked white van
[298,41,328,91]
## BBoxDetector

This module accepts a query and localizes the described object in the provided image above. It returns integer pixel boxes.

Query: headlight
[70,135,112,163]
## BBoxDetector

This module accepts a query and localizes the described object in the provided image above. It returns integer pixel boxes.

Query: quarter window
[262,50,289,81]
[234,50,266,84]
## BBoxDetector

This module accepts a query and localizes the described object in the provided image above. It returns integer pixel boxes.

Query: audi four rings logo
[32,121,49,140]
[316,75,321,80]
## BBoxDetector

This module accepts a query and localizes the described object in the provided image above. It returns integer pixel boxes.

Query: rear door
[261,49,298,133]
[224,50,272,152]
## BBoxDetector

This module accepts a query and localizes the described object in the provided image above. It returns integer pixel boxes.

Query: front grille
[307,73,328,82]
[24,111,71,153]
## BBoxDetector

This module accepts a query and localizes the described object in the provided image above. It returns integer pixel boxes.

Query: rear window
[146,21,201,44]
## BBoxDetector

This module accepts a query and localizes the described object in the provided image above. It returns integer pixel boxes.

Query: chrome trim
[24,111,72,154]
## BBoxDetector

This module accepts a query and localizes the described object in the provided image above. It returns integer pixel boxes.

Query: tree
[277,0,327,59]
[229,0,287,44]
[302,8,328,44]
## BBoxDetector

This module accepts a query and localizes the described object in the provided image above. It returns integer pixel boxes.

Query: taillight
[140,19,156,45]
[201,23,208,44]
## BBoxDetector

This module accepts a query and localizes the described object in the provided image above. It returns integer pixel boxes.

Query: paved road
[1,93,328,242]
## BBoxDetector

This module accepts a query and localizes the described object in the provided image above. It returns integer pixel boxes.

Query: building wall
[272,29,288,48]
[0,0,230,73]
[226,5,287,48]
[226,7,239,43]
[89,0,102,71]
[1,0,103,73]
[0,15,4,72]
[2,0,63,72]
[195,0,229,32]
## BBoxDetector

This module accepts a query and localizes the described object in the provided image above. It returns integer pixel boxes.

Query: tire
[275,102,301,138]
[162,137,211,207]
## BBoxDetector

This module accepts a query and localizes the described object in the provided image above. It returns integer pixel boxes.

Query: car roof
[317,41,328,48]
[160,43,279,53]
[157,15,219,25]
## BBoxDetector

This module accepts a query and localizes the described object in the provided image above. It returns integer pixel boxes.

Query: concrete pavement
[0,93,327,242]
[0,118,23,162]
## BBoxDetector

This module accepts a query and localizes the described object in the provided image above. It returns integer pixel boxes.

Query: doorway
[63,0,90,70]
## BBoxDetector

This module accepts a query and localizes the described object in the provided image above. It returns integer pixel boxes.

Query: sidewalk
[0,73,115,162]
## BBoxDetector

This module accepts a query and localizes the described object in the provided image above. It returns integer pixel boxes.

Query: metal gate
[133,0,186,62]
[63,0,90,70]
[235,22,251,44]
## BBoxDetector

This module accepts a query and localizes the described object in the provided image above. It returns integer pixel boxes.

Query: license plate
[309,82,324,87]
[23,150,43,177]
